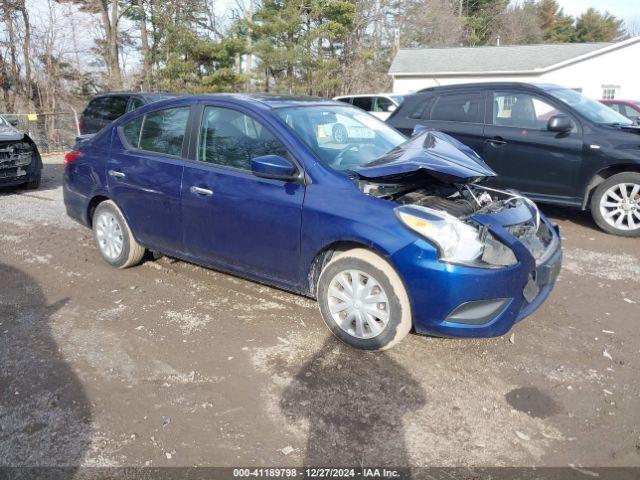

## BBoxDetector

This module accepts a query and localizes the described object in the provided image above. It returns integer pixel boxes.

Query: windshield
[543,87,633,125]
[0,116,8,127]
[276,106,407,171]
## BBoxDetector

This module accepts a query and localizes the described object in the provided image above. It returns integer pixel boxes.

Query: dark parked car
[600,99,640,124]
[79,92,177,135]
[64,94,561,350]
[387,83,640,236]
[0,114,42,189]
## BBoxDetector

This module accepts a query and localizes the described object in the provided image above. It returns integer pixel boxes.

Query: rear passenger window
[121,107,189,156]
[139,107,190,156]
[198,106,287,171]
[352,97,373,111]
[84,98,105,119]
[101,96,129,121]
[430,93,483,123]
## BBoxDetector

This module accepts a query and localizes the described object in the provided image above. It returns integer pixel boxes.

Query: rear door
[482,90,584,200]
[107,105,191,253]
[181,104,305,285]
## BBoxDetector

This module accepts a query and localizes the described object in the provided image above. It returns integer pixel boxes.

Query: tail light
[65,150,81,164]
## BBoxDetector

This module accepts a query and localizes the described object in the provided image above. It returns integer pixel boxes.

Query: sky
[556,0,640,29]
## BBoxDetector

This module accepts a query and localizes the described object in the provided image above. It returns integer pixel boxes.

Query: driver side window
[493,92,566,130]
[199,107,288,171]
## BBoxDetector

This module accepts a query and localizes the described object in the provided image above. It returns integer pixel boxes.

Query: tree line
[0,0,630,115]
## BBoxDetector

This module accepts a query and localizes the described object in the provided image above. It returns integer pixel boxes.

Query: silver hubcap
[95,212,124,260]
[327,269,390,339]
[599,183,640,231]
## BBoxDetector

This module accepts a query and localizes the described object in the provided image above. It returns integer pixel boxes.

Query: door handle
[190,186,214,196]
[485,137,506,146]
[108,169,126,179]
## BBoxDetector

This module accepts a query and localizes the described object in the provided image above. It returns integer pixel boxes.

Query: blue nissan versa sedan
[63,94,562,350]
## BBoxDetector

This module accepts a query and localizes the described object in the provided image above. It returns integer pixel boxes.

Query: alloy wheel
[599,182,640,231]
[95,211,124,260]
[327,269,390,339]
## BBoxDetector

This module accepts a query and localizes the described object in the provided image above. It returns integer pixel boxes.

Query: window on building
[602,86,620,100]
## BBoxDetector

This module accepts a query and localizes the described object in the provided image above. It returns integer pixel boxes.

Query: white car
[333,94,405,120]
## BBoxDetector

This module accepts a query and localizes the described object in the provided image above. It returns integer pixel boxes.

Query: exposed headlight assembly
[395,205,517,268]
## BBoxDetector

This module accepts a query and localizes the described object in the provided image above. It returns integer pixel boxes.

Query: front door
[181,105,305,285]
[107,106,191,253]
[482,90,584,201]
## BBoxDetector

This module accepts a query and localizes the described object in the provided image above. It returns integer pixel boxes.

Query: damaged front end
[0,119,42,187]
[352,130,559,270]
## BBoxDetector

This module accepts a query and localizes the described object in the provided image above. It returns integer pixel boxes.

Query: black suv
[79,92,176,135]
[387,82,640,236]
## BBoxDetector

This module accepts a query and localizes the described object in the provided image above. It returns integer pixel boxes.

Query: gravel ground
[1,155,639,468]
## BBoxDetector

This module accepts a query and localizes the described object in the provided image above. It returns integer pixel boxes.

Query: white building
[389,37,640,100]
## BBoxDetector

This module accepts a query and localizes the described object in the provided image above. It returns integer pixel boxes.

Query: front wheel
[92,200,146,268]
[590,172,640,237]
[317,248,412,350]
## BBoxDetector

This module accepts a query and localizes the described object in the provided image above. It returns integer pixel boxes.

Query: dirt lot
[1,155,639,468]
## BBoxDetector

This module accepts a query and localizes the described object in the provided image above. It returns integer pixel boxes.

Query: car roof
[334,93,399,98]
[175,93,343,110]
[90,91,180,101]
[416,82,554,94]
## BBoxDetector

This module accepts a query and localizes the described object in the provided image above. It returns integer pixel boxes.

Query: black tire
[590,172,640,237]
[22,173,41,190]
[92,200,145,268]
[317,248,412,350]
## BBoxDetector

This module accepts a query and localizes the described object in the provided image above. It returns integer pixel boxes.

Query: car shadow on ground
[0,262,91,472]
[537,203,600,232]
[0,163,63,195]
[280,337,426,468]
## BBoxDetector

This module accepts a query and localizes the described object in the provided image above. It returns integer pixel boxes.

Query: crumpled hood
[0,123,24,142]
[353,129,496,182]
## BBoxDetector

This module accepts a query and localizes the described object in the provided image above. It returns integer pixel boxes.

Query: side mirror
[8,117,18,127]
[547,114,573,133]
[251,155,298,181]
[412,124,431,136]
[636,115,640,125]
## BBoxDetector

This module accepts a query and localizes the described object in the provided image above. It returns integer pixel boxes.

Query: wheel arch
[582,164,640,209]
[307,240,391,298]
[87,195,111,226]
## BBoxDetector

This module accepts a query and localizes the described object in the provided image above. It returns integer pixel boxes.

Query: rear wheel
[591,172,640,237]
[92,200,145,268]
[317,248,412,350]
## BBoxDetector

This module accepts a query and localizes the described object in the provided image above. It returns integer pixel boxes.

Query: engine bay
[355,173,526,219]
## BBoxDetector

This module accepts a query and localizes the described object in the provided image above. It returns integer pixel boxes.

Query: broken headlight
[8,142,33,166]
[395,205,517,268]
